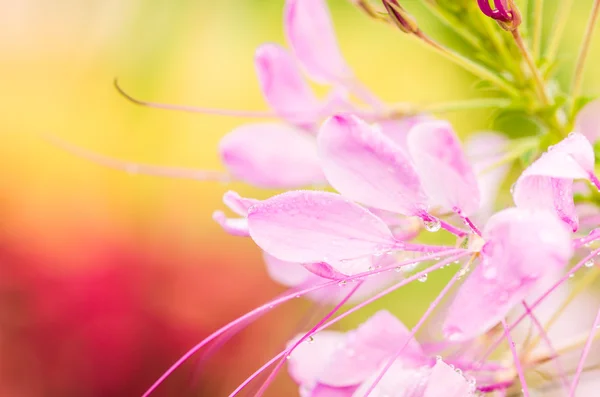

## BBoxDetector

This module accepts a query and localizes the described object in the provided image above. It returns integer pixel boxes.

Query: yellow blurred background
[1,1,599,396]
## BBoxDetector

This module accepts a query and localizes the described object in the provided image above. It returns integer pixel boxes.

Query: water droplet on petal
[435,355,442,362]
[395,266,403,273]
[423,217,441,232]
[569,273,575,278]
[418,274,428,282]
[510,183,516,195]
[338,280,347,287]
[307,336,314,344]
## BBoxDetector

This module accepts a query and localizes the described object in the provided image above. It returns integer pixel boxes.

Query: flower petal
[284,0,353,84]
[263,252,313,287]
[376,115,432,152]
[219,123,326,188]
[248,191,398,266]
[212,211,250,237]
[351,361,429,397]
[308,384,358,397]
[287,331,346,385]
[466,132,510,223]
[513,132,596,231]
[423,360,473,397]
[318,114,428,216]
[223,190,260,216]
[442,208,573,341]
[575,99,600,144]
[319,310,424,387]
[407,120,480,216]
[255,43,322,126]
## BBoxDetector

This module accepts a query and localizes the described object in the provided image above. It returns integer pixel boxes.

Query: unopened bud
[382,0,419,34]
[477,0,521,31]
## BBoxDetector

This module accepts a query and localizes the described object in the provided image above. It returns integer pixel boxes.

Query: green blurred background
[1,1,599,396]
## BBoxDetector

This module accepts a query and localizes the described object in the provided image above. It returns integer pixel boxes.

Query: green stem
[511,29,550,105]
[415,32,520,97]
[420,98,512,114]
[532,0,544,59]
[545,0,576,60]
[568,0,600,118]
[420,2,481,49]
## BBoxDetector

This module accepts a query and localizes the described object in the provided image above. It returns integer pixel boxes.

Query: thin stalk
[511,29,550,105]
[545,0,576,60]
[415,32,520,97]
[569,307,600,395]
[420,2,482,49]
[568,0,600,118]
[502,318,530,397]
[532,0,544,59]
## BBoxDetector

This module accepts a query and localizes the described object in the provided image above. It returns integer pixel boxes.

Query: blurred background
[1,1,599,396]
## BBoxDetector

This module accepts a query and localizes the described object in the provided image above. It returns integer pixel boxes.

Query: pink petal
[443,208,573,341]
[575,99,600,143]
[263,251,313,287]
[423,360,473,397]
[351,361,429,397]
[212,211,250,237]
[255,43,322,126]
[308,385,357,397]
[219,123,326,188]
[247,191,398,267]
[284,0,353,84]
[466,132,510,223]
[407,120,480,216]
[319,310,424,387]
[287,331,346,385]
[212,191,259,237]
[376,115,433,152]
[318,114,428,216]
[513,132,596,231]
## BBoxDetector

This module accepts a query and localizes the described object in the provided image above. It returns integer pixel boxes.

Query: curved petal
[223,190,260,216]
[466,132,510,223]
[287,331,346,385]
[212,211,249,237]
[376,115,433,152]
[423,360,474,397]
[407,120,480,216]
[247,191,398,266]
[284,0,352,84]
[263,252,313,287]
[219,123,326,188]
[443,208,573,341]
[575,99,600,144]
[255,43,322,126]
[318,114,428,216]
[319,310,424,387]
[307,385,358,397]
[513,132,596,231]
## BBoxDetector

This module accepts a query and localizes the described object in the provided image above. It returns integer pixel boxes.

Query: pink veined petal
[318,114,428,216]
[287,331,346,385]
[466,132,510,223]
[284,0,353,84]
[247,190,398,266]
[407,120,480,216]
[376,115,433,153]
[575,99,600,144]
[443,208,573,341]
[351,361,430,397]
[319,310,424,387]
[422,360,473,397]
[218,123,326,188]
[255,43,322,126]
[513,132,596,231]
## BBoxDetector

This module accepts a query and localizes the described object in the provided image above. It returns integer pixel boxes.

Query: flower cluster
[48,0,600,396]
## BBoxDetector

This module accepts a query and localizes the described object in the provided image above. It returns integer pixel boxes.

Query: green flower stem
[420,2,482,49]
[568,0,600,119]
[512,29,550,105]
[415,32,520,97]
[419,98,512,114]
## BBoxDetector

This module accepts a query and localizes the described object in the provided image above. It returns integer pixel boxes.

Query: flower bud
[381,0,419,34]
[477,0,521,31]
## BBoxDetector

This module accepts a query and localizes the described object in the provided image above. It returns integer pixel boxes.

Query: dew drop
[435,355,442,362]
[569,273,575,279]
[338,280,347,287]
[510,183,516,195]
[585,259,595,268]
[295,294,301,299]
[395,266,403,273]
[418,274,428,282]
[423,217,441,232]
[307,336,314,344]
[455,368,463,376]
